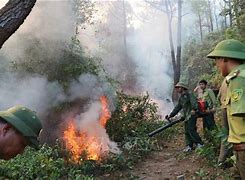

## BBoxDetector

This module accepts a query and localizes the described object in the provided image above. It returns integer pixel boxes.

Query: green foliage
[195,168,208,178]
[195,127,232,167]
[11,36,103,88]
[106,92,163,142]
[225,27,241,40]
[182,32,225,89]
[0,93,174,179]
[0,145,94,179]
[219,0,244,41]
[73,0,96,27]
[0,141,155,179]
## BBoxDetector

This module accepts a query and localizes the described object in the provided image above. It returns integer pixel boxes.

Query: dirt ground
[127,136,223,180]
[101,119,233,180]
[126,119,233,180]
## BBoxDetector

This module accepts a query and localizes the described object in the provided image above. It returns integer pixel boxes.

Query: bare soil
[101,119,233,179]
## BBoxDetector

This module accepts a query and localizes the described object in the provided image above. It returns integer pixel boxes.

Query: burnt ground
[100,119,234,180]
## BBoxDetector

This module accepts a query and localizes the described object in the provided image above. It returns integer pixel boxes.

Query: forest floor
[101,119,234,180]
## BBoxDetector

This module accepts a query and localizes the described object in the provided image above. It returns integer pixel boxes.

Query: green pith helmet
[0,105,42,148]
[207,39,245,60]
[175,82,188,90]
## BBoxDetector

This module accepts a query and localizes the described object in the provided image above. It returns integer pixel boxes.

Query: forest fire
[63,96,111,163]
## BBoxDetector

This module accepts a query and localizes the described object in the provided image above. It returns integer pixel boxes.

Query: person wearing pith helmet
[207,39,245,179]
[165,81,203,152]
[0,105,42,160]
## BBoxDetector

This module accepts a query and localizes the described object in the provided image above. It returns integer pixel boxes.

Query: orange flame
[99,95,111,128]
[63,96,111,163]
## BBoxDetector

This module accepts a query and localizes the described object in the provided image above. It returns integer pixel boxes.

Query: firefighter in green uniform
[0,105,42,160]
[207,39,245,179]
[198,79,217,134]
[165,82,203,152]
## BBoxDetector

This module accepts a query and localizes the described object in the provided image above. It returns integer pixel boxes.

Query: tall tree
[92,1,137,92]
[189,0,208,41]
[176,0,182,86]
[145,0,182,101]
[0,0,37,48]
[72,0,95,36]
[207,0,214,32]
[146,0,182,87]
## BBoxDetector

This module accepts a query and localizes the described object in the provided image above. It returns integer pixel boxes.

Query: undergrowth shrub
[0,93,176,179]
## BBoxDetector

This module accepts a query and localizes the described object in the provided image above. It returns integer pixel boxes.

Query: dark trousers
[218,108,232,164]
[184,115,203,147]
[234,150,245,179]
[203,112,216,130]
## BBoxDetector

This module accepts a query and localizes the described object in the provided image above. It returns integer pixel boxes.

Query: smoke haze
[80,1,175,115]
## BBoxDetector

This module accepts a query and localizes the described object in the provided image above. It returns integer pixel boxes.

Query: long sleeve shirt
[169,91,198,119]
[201,88,217,109]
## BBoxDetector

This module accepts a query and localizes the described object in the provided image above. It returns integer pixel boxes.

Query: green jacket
[224,64,245,143]
[169,91,198,119]
[201,88,217,109]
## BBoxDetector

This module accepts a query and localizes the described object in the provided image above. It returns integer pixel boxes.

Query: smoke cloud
[75,100,121,155]
[0,1,75,116]
[0,73,66,117]
[128,6,174,115]
[0,1,115,126]
[79,1,175,116]
[68,73,116,108]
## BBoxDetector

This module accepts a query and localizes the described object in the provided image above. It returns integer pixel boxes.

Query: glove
[205,109,210,113]
[190,110,196,115]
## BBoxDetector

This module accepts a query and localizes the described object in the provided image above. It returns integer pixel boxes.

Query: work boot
[183,145,192,152]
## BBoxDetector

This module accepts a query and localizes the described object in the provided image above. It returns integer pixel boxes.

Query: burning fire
[99,96,111,127]
[63,96,111,163]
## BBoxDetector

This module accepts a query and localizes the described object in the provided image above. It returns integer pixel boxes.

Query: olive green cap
[207,39,245,60]
[175,82,188,90]
[0,105,42,148]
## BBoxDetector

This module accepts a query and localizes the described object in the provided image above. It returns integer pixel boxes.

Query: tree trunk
[171,0,182,103]
[122,0,127,59]
[228,0,232,26]
[165,0,179,102]
[121,0,137,92]
[207,0,213,31]
[0,0,37,48]
[166,0,176,84]
[224,15,227,28]
[213,0,219,31]
[176,0,182,85]
[198,13,203,41]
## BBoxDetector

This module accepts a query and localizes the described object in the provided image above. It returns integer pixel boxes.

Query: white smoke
[0,0,116,121]
[0,1,120,155]
[79,1,174,116]
[0,1,75,117]
[74,101,121,156]
[1,1,75,62]
[128,3,174,115]
[0,73,66,117]
[68,73,116,111]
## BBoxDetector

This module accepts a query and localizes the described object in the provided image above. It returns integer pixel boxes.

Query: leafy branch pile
[0,93,175,179]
